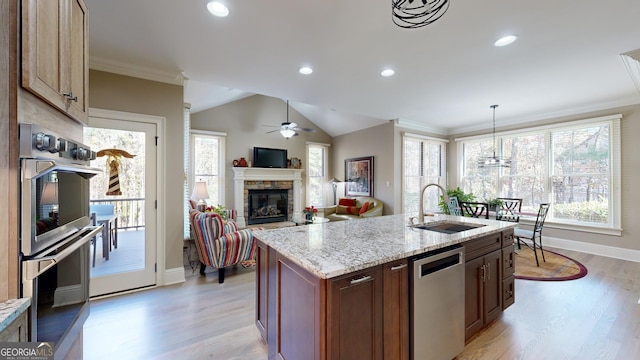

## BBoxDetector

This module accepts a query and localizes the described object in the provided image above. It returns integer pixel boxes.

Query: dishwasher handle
[414,247,464,278]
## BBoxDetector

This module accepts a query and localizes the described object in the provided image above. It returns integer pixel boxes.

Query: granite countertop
[0,298,31,332]
[253,214,517,279]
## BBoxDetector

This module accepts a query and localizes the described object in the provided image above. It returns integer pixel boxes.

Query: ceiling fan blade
[262,124,280,128]
[293,127,316,132]
[265,129,280,134]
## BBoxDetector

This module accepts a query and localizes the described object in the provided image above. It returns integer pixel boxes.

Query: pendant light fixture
[477,105,511,168]
[392,0,450,29]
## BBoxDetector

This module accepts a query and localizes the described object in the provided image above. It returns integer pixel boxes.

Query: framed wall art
[344,156,373,197]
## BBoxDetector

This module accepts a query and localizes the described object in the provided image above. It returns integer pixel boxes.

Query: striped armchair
[189,210,257,283]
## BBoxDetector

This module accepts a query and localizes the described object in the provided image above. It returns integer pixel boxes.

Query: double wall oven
[19,123,102,357]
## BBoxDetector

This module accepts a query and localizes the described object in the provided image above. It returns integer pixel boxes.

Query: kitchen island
[253,214,517,360]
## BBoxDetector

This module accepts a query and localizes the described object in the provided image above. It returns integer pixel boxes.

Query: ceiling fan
[264,100,316,138]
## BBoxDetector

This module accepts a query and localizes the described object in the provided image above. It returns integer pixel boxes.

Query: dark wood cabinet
[464,229,517,341]
[501,233,516,311]
[255,240,269,341]
[463,231,506,341]
[382,259,409,360]
[464,248,502,340]
[328,266,383,360]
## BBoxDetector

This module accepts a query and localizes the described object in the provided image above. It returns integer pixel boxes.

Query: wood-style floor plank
[83,248,640,359]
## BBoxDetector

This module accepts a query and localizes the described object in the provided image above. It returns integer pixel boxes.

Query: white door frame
[88,108,167,289]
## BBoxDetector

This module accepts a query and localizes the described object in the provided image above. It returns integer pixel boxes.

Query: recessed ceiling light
[381,69,395,77]
[207,1,229,17]
[299,66,313,75]
[494,35,517,47]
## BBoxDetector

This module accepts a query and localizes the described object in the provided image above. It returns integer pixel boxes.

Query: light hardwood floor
[83,248,640,360]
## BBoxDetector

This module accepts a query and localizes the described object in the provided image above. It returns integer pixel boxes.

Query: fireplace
[232,168,304,228]
[248,189,288,224]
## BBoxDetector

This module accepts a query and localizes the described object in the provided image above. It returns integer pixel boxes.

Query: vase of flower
[303,206,318,222]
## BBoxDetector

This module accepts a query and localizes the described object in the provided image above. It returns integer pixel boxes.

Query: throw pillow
[336,205,361,215]
[338,198,357,207]
[359,202,370,215]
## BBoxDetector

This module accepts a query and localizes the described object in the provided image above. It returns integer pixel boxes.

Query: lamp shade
[41,182,58,205]
[328,177,342,184]
[191,181,210,201]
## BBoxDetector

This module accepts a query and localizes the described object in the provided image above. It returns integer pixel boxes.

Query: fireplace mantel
[232,167,304,228]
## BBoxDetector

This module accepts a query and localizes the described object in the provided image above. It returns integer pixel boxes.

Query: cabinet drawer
[502,244,515,278]
[464,233,501,261]
[502,276,515,310]
[502,229,514,248]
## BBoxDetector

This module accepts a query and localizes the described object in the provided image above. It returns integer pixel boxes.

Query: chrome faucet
[417,183,450,223]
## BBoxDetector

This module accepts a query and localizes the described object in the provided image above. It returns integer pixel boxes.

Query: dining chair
[514,203,551,266]
[496,197,522,223]
[459,202,490,219]
[446,196,462,216]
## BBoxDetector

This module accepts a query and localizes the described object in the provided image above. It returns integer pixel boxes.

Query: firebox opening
[248,189,288,224]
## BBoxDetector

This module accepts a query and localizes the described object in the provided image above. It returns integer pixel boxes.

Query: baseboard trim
[163,266,186,286]
[544,236,640,263]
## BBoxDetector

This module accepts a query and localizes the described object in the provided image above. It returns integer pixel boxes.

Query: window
[190,131,226,208]
[457,114,621,231]
[307,143,329,206]
[402,133,448,214]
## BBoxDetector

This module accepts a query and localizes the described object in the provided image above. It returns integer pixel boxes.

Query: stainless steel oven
[19,123,102,357]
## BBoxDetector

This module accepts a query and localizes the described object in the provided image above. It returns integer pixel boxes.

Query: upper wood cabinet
[22,0,89,124]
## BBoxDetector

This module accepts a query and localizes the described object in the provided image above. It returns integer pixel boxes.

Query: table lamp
[41,181,59,225]
[191,181,210,212]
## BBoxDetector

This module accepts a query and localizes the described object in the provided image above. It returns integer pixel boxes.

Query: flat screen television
[253,147,288,168]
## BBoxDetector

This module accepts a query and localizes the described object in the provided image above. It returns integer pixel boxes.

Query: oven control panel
[19,123,96,164]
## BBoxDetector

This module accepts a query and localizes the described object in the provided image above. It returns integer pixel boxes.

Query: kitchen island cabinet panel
[382,259,409,360]
[464,248,503,341]
[254,215,518,359]
[255,240,269,341]
[269,251,325,360]
[328,266,383,360]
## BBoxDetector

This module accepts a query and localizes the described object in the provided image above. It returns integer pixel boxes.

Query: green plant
[205,204,228,220]
[438,187,475,214]
[486,198,503,210]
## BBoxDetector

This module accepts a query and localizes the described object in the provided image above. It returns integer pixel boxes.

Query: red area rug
[514,245,588,281]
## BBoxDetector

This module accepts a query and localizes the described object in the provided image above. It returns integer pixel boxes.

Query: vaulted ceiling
[86,0,640,136]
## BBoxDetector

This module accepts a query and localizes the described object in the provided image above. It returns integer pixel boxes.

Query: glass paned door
[85,117,157,296]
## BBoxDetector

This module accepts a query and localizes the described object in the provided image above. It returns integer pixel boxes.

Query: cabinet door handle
[390,264,407,271]
[350,275,372,285]
[480,265,486,282]
[486,263,491,281]
[63,92,78,102]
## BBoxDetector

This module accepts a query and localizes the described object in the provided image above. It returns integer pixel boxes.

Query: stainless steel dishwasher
[410,244,465,360]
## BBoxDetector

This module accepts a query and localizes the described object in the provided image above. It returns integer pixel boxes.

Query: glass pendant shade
[478,105,511,168]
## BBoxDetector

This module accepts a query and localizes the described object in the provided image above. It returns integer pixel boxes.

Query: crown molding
[450,95,640,135]
[621,49,640,94]
[89,56,184,85]
[393,118,448,136]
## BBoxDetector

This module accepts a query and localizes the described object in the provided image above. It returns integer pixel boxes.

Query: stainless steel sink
[411,222,486,234]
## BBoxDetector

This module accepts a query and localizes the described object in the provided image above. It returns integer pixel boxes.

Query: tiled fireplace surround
[232,168,304,228]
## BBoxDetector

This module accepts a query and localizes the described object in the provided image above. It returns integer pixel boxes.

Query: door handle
[350,275,372,285]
